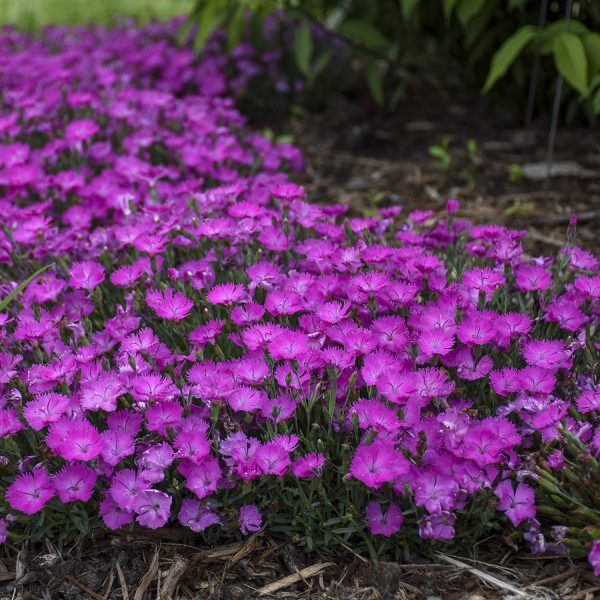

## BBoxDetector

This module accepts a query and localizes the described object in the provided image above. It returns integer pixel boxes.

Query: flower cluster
[0,20,599,567]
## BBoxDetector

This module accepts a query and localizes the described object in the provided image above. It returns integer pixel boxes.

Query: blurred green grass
[0,0,192,29]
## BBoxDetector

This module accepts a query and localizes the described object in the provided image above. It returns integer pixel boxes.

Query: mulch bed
[1,529,597,599]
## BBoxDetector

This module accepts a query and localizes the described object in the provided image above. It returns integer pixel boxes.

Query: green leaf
[483,25,537,92]
[366,60,385,107]
[0,263,52,312]
[594,89,600,115]
[293,20,313,77]
[582,33,600,79]
[226,4,246,51]
[539,20,589,55]
[307,50,333,87]
[194,0,226,53]
[553,31,589,96]
[443,0,460,20]
[456,0,486,26]
[400,0,419,20]
[339,19,391,53]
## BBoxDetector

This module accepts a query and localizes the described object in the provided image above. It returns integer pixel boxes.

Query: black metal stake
[525,0,549,127]
[544,0,574,189]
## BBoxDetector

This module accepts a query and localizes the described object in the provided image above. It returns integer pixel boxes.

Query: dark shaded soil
[278,86,600,255]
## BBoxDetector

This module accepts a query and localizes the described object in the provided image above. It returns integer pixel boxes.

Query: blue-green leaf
[0,263,53,312]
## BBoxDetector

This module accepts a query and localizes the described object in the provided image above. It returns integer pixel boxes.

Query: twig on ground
[160,554,187,600]
[256,562,333,596]
[101,566,115,599]
[116,560,129,600]
[527,566,580,588]
[133,548,159,600]
[570,586,600,599]
[435,554,528,598]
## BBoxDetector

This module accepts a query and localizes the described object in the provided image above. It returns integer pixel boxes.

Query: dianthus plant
[0,20,599,567]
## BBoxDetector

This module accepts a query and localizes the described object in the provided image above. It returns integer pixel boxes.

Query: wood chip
[116,560,129,600]
[160,555,188,600]
[436,554,528,597]
[133,548,159,600]
[256,562,333,596]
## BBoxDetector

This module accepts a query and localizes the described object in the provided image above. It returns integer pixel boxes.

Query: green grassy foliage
[0,0,192,29]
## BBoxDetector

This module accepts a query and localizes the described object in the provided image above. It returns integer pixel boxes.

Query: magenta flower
[100,430,136,467]
[146,288,193,321]
[315,300,351,324]
[349,441,409,489]
[515,265,552,292]
[414,473,459,514]
[419,513,456,540]
[145,401,183,435]
[365,502,403,537]
[494,480,536,526]
[179,456,221,499]
[269,331,310,360]
[173,429,211,464]
[80,372,125,412]
[376,371,417,404]
[6,468,55,515]
[178,499,220,532]
[0,407,24,437]
[256,441,291,476]
[239,504,263,534]
[291,453,325,478]
[518,366,557,395]
[351,398,401,433]
[45,417,103,461]
[69,261,105,291]
[523,339,571,370]
[457,313,496,346]
[588,541,600,576]
[99,495,133,530]
[271,182,304,201]
[418,329,455,357]
[228,386,268,412]
[65,119,99,144]
[576,390,600,414]
[53,464,96,503]
[206,283,246,305]
[109,469,148,512]
[134,490,172,529]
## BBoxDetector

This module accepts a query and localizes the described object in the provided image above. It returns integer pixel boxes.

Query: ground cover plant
[0,18,600,579]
